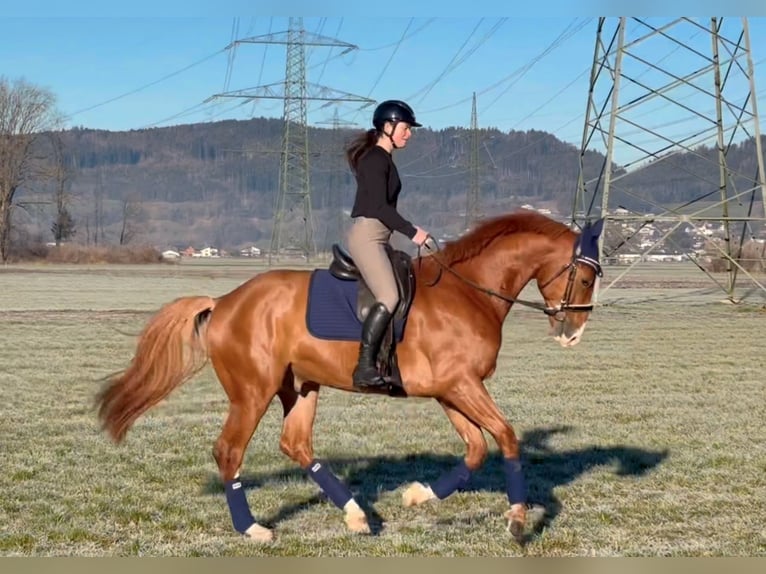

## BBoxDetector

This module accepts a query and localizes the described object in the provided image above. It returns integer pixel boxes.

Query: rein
[417,237,602,321]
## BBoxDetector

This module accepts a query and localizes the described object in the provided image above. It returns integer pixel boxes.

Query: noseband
[419,239,602,321]
[536,254,603,321]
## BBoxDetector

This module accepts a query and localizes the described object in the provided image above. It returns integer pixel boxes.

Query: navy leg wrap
[307,460,353,509]
[224,478,256,534]
[503,458,527,505]
[431,460,472,499]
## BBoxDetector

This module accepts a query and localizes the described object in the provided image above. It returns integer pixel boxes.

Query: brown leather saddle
[328,243,416,393]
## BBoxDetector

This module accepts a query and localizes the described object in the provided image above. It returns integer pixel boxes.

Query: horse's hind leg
[212,369,282,542]
[277,379,370,534]
[403,399,488,507]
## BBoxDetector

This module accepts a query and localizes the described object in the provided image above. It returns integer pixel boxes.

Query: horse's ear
[576,218,605,271]
[588,218,605,239]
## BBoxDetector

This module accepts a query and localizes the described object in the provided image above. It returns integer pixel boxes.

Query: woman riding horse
[96,210,604,544]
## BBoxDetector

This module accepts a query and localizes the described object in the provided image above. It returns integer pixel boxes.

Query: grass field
[0,260,764,556]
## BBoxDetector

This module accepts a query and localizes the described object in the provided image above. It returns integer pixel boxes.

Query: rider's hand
[412,227,430,247]
[423,235,439,252]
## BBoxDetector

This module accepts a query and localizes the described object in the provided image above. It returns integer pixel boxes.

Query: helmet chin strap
[382,122,400,149]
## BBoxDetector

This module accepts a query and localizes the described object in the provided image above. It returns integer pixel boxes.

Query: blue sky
[2,11,766,160]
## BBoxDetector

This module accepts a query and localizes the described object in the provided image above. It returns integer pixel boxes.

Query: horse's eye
[581,279,592,288]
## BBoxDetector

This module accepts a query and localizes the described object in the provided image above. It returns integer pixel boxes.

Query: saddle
[328,243,416,392]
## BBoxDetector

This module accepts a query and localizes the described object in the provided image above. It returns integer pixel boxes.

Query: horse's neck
[455,237,546,313]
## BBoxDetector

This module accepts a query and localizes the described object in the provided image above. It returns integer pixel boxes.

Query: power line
[364,18,413,98]
[408,18,485,105]
[305,17,328,69]
[250,17,274,118]
[345,18,415,126]
[401,113,584,180]
[410,18,508,106]
[417,18,592,117]
[257,17,274,86]
[222,18,240,93]
[481,18,591,113]
[315,19,345,85]
[65,48,226,120]
[511,68,589,130]
[358,19,436,51]
[143,23,363,129]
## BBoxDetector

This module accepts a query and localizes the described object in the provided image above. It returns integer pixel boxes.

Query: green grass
[0,261,764,556]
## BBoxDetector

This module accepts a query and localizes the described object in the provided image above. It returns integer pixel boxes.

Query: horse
[95,209,604,545]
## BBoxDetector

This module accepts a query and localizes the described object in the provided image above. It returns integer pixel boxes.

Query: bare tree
[119,193,144,245]
[50,134,76,245]
[93,170,105,245]
[51,207,76,244]
[0,77,62,260]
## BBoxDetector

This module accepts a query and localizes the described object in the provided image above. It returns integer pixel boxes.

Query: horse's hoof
[504,505,527,545]
[345,510,371,534]
[402,481,436,507]
[509,518,524,543]
[244,522,274,543]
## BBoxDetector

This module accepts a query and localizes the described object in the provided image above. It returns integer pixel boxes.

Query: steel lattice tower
[572,17,766,302]
[209,18,375,263]
[274,19,313,261]
[465,92,481,229]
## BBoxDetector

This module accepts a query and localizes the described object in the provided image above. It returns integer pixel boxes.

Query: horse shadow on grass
[202,425,668,538]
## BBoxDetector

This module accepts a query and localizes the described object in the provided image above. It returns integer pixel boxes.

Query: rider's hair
[345,128,378,173]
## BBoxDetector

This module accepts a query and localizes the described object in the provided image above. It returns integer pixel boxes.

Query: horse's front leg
[441,381,529,543]
[277,379,371,534]
[402,398,488,507]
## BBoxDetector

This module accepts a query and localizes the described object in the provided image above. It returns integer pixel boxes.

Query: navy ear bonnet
[575,218,604,277]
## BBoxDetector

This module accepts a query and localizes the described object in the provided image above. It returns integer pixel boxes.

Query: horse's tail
[96,295,216,443]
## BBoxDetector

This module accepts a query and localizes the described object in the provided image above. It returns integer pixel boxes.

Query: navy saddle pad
[306,269,406,342]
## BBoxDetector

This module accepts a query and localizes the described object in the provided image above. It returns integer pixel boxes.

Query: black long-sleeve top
[350,145,417,239]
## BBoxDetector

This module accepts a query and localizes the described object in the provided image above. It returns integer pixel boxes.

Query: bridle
[537,253,603,321]
[418,237,603,322]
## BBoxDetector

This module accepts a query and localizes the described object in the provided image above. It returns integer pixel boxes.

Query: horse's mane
[438,209,576,265]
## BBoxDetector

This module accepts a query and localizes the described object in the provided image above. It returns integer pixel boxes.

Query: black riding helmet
[372,100,422,130]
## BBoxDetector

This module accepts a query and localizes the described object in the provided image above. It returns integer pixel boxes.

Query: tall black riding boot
[352,302,393,389]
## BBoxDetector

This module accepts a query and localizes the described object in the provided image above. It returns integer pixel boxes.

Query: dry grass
[0,261,764,556]
[8,244,165,264]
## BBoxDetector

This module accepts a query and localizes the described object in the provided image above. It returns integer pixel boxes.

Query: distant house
[239,245,262,257]
[161,250,181,260]
[199,246,219,258]
[181,246,196,257]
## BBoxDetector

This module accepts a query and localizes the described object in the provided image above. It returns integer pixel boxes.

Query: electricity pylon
[572,17,766,301]
[465,92,481,229]
[209,17,375,263]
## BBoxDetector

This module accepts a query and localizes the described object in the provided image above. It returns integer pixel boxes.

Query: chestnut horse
[96,210,603,544]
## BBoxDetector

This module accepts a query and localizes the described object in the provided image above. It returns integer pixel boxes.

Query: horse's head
[537,219,604,348]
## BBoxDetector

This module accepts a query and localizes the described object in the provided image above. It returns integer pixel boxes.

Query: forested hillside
[14,116,765,252]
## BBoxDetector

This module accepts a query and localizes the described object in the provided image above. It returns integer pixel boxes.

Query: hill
[14,117,765,253]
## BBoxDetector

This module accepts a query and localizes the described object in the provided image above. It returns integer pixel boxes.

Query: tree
[0,77,62,261]
[92,172,105,245]
[119,193,144,245]
[50,133,75,246]
[51,206,76,243]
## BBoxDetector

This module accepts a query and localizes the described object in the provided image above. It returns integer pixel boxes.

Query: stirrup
[352,367,389,389]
